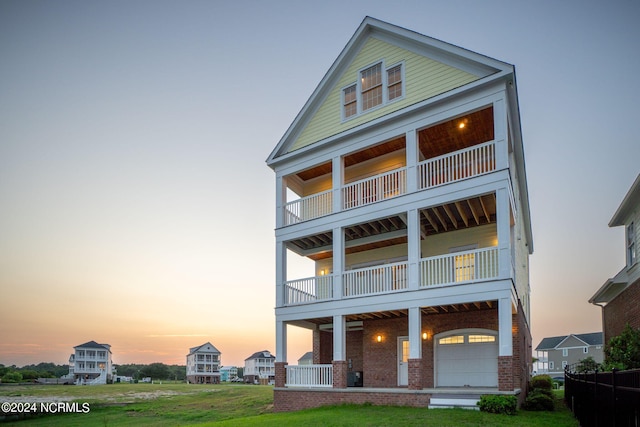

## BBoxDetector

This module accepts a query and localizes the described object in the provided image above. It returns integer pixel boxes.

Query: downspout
[591,301,606,345]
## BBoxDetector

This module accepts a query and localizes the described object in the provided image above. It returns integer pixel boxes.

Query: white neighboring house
[72,340,114,385]
[186,342,221,384]
[244,350,275,384]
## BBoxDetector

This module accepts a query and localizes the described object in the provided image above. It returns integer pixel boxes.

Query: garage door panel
[436,333,498,387]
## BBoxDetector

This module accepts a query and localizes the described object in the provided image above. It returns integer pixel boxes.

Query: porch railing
[342,167,407,210]
[418,141,495,190]
[284,275,333,305]
[284,189,333,226]
[420,247,499,287]
[285,364,333,388]
[343,261,408,297]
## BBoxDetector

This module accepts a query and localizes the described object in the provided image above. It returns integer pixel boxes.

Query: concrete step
[428,394,481,410]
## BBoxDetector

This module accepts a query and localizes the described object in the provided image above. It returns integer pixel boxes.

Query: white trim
[397,336,409,386]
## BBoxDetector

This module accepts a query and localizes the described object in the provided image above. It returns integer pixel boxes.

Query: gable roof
[74,340,111,352]
[187,342,221,355]
[266,16,514,165]
[609,173,640,227]
[535,332,603,351]
[245,350,275,361]
[297,351,313,362]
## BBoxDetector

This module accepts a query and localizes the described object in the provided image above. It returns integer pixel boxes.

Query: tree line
[0,362,192,383]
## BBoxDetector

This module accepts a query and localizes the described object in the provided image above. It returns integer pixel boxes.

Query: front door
[398,336,409,386]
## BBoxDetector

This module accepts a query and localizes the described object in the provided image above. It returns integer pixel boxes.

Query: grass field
[0,383,578,426]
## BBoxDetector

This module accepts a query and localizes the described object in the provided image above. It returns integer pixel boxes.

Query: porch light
[377,335,382,343]
[422,332,428,340]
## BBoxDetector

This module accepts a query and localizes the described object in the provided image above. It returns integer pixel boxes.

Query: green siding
[288,37,480,153]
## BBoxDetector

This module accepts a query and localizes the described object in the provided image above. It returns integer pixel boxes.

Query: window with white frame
[583,347,589,354]
[548,361,554,370]
[342,61,404,120]
[562,348,568,357]
[627,222,636,267]
[562,360,568,369]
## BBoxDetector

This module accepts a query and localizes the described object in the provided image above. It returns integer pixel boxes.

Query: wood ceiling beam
[432,207,449,232]
[479,196,491,223]
[467,199,481,225]
[422,210,439,233]
[443,204,458,229]
[455,201,469,227]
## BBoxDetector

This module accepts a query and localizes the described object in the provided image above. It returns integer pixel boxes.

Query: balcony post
[332,314,347,388]
[275,320,287,363]
[276,174,285,228]
[493,98,509,170]
[407,208,420,290]
[276,240,286,307]
[333,226,343,299]
[332,156,343,213]
[405,129,418,193]
[496,187,511,279]
[498,297,513,356]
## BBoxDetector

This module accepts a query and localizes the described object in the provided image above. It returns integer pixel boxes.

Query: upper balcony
[280,106,500,228]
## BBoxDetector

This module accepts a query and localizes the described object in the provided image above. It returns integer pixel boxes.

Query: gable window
[387,64,403,100]
[562,348,568,357]
[627,222,636,267]
[583,347,589,354]
[343,84,357,118]
[342,61,404,120]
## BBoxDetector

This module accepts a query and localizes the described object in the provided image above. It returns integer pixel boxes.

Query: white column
[332,156,343,214]
[407,209,420,290]
[405,129,418,193]
[408,307,422,359]
[275,240,286,308]
[276,320,287,363]
[333,226,343,299]
[333,314,346,361]
[493,98,509,170]
[275,174,285,228]
[496,187,512,279]
[498,297,513,356]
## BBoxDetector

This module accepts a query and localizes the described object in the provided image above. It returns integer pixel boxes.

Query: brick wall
[603,278,640,343]
[273,389,431,412]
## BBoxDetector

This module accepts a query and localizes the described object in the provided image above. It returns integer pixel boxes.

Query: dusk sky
[1,0,638,368]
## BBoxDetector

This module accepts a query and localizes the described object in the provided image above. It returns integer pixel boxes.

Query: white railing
[342,168,406,210]
[284,275,333,305]
[284,190,333,225]
[285,364,333,388]
[419,247,499,287]
[343,261,408,297]
[418,141,495,189]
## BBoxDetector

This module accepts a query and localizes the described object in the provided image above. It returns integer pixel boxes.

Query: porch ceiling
[286,193,496,260]
[299,300,498,328]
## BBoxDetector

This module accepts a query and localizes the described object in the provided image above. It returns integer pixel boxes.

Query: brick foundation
[408,358,424,390]
[333,360,348,388]
[273,388,432,412]
[274,362,287,388]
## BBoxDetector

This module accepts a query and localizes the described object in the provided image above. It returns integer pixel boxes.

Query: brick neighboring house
[534,333,604,377]
[186,342,221,384]
[590,174,640,344]
[266,17,533,411]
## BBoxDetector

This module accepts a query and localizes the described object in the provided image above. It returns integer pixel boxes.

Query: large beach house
[266,17,534,411]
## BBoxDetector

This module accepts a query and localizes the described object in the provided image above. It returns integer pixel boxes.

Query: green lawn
[0,383,578,426]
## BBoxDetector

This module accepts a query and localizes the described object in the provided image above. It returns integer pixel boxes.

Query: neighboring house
[297,352,313,365]
[534,333,604,377]
[244,350,275,384]
[71,341,114,385]
[266,17,534,412]
[186,342,221,384]
[219,366,238,382]
[590,174,640,344]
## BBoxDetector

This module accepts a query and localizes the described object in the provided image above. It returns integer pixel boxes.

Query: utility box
[347,371,363,387]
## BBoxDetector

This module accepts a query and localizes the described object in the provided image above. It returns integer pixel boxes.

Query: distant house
[590,174,640,344]
[71,340,114,385]
[297,352,313,365]
[534,333,604,377]
[244,350,275,384]
[220,366,238,382]
[186,342,221,384]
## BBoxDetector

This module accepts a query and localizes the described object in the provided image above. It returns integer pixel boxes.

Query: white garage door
[436,331,498,387]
